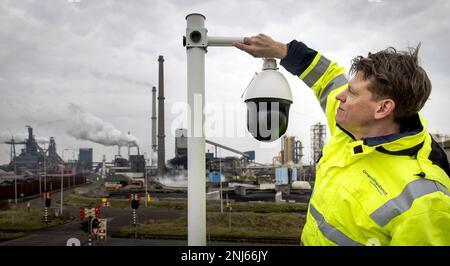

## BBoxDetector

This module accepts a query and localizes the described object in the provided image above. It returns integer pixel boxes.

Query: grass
[206,201,308,213]
[0,194,309,244]
[63,194,188,209]
[65,194,309,244]
[0,204,70,242]
[64,194,309,212]
[116,212,305,244]
[64,194,130,208]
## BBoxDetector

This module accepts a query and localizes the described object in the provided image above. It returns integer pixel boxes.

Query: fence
[0,175,86,200]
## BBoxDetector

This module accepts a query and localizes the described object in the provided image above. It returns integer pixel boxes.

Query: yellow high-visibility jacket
[280,40,450,246]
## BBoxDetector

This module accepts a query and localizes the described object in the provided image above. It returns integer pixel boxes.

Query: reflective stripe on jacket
[280,40,450,246]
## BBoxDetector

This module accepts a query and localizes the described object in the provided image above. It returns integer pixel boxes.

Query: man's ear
[374,99,396,120]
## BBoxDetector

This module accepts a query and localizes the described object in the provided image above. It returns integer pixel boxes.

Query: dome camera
[243,58,293,142]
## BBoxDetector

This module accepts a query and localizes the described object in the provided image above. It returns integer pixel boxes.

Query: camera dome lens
[246,99,290,142]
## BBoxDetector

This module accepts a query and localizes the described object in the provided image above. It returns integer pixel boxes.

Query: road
[1,183,288,246]
[0,208,280,246]
[0,205,283,246]
[1,182,188,246]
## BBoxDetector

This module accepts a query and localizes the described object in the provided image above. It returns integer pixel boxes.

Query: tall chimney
[128,131,131,158]
[102,154,106,179]
[151,86,157,166]
[157,55,166,177]
[27,126,33,140]
[26,125,37,154]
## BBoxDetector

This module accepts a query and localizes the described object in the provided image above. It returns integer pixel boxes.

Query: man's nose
[335,90,346,102]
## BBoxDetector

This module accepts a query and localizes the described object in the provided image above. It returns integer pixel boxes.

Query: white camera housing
[243,58,293,142]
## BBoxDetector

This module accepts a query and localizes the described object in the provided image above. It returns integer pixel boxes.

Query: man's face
[335,71,380,136]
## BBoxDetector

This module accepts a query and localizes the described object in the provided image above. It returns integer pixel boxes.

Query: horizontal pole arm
[208,36,244,46]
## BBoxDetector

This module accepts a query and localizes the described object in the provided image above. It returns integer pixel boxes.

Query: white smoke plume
[156,172,188,188]
[67,104,139,147]
[36,137,50,144]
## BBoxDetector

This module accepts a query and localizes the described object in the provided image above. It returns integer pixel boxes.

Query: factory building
[129,155,146,173]
[9,126,44,175]
[78,148,93,174]
[167,128,188,169]
[280,135,303,165]
[8,126,65,175]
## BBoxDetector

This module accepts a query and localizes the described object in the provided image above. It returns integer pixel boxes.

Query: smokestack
[128,131,131,158]
[158,55,166,177]
[102,154,106,179]
[25,126,38,154]
[49,137,57,156]
[27,126,33,140]
[151,86,157,166]
[118,145,121,157]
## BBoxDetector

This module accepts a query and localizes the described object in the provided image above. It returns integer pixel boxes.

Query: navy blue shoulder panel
[429,135,450,177]
[280,40,318,76]
[375,142,423,157]
[364,115,423,147]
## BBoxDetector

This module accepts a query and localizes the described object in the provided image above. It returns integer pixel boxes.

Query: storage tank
[275,167,298,184]
[209,171,224,183]
[292,181,311,190]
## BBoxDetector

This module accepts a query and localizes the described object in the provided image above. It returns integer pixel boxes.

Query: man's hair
[349,44,431,120]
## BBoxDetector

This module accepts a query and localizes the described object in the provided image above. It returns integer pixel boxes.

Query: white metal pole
[14,166,17,204]
[145,165,148,207]
[151,86,157,167]
[60,166,63,215]
[219,149,223,214]
[39,166,42,196]
[44,150,47,192]
[186,13,206,246]
[12,161,16,204]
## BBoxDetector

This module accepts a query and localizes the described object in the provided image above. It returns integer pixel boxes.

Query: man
[234,34,450,245]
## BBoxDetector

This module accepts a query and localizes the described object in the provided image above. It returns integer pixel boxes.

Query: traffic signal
[79,207,85,220]
[90,217,101,235]
[94,206,101,218]
[131,199,139,209]
[44,192,51,207]
[80,217,101,235]
[84,208,94,217]
[128,193,140,201]
[45,198,51,207]
[129,193,140,209]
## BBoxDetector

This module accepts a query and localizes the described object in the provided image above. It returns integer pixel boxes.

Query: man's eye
[348,87,357,96]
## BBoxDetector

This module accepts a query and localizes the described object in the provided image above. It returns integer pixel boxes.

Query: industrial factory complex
[1,56,450,205]
[0,56,314,204]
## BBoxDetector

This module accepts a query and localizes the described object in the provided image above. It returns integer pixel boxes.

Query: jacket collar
[363,115,423,147]
[337,114,426,156]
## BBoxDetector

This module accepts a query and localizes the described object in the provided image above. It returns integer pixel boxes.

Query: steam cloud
[67,104,139,147]
[156,171,188,188]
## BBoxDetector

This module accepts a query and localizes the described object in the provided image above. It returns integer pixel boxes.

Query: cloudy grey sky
[1,0,449,165]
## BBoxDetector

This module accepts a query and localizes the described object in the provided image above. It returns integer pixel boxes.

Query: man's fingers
[233,34,275,58]
[257,33,268,38]
[233,42,250,51]
[233,42,257,57]
[243,37,253,45]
